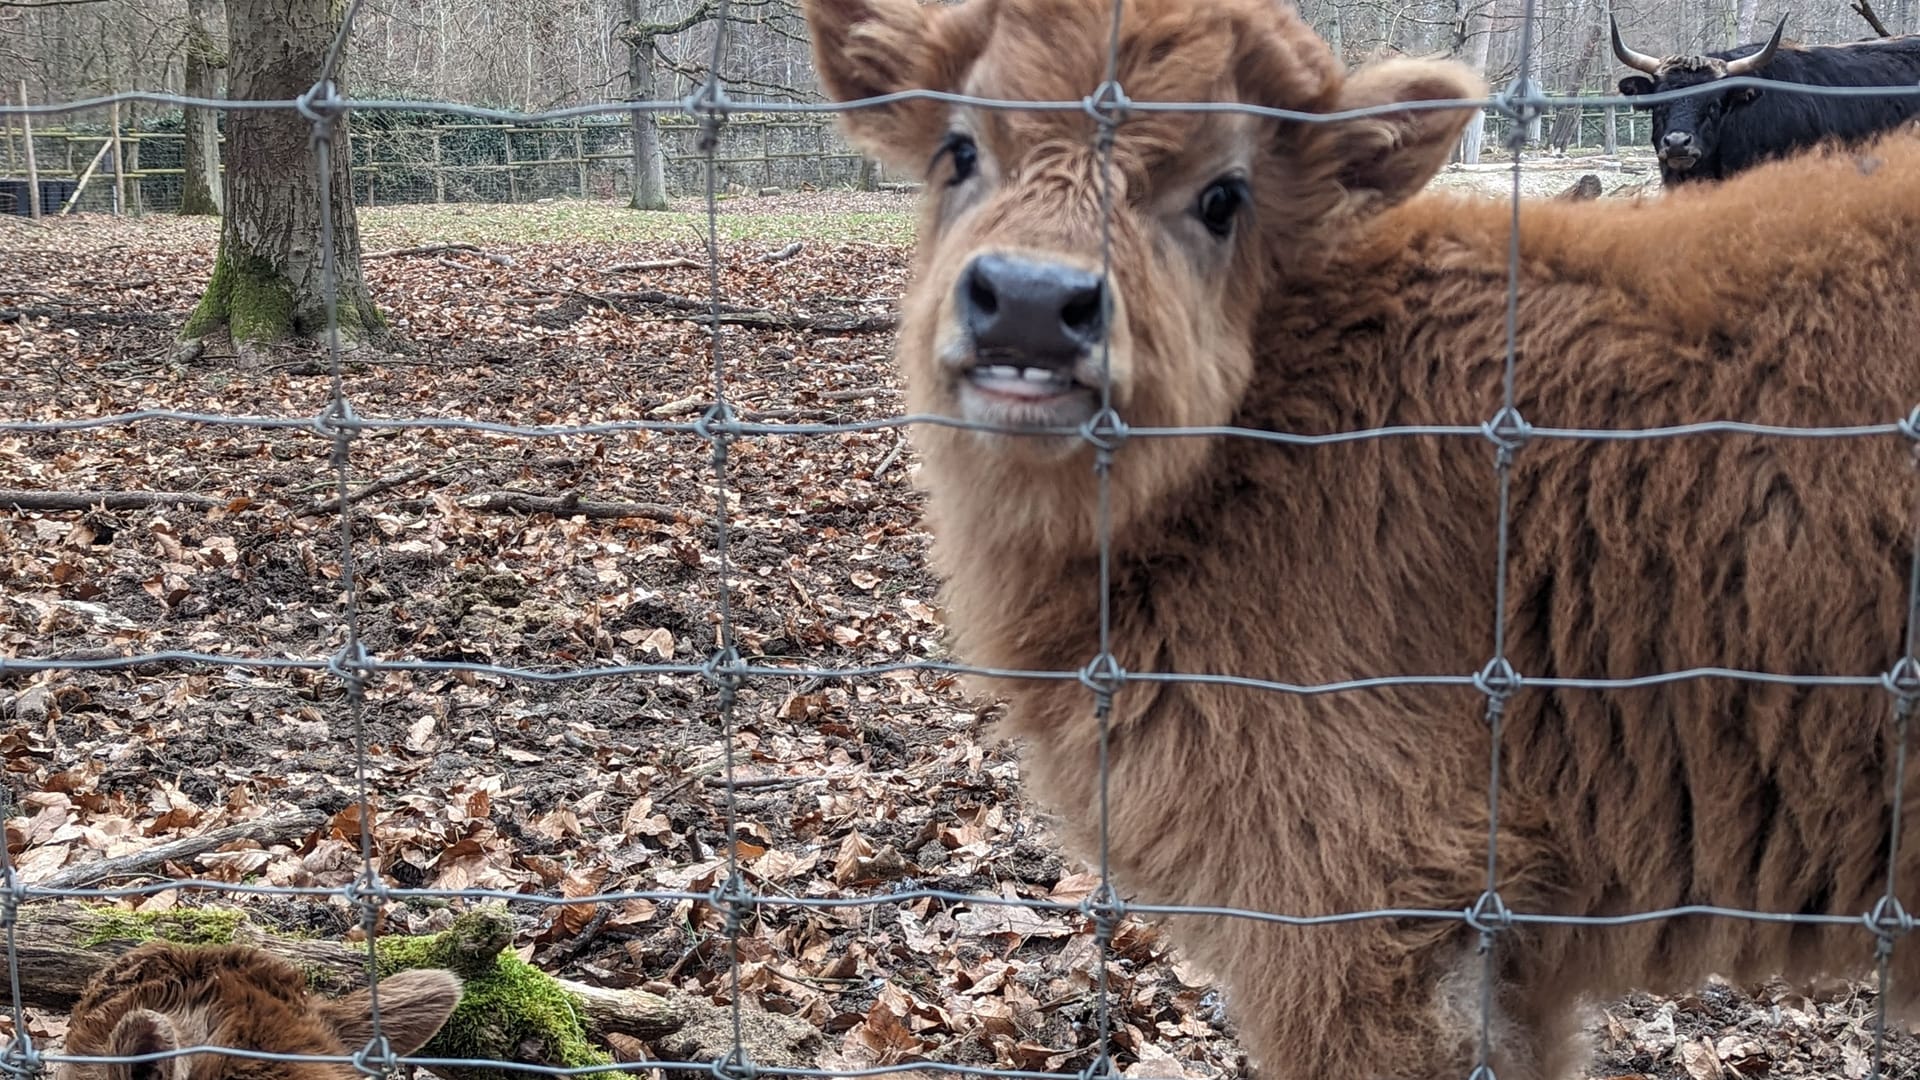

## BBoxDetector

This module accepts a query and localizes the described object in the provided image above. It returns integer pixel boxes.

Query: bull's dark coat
[1618,32,1920,184]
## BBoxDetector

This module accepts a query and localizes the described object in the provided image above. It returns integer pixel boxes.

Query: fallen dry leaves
[4,200,1919,1080]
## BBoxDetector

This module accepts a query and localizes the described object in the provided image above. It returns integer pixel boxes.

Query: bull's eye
[1196,177,1249,238]
[936,133,978,187]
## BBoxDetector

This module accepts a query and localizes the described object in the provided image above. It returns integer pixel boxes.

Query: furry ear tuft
[1325,59,1487,214]
[105,1009,186,1080]
[320,970,463,1059]
[802,0,977,173]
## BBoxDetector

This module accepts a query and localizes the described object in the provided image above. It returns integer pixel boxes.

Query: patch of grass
[360,200,913,247]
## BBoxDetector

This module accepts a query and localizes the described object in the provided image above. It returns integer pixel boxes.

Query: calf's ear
[321,970,463,1059]
[1324,59,1485,213]
[803,0,968,172]
[1618,75,1655,96]
[105,1009,187,1080]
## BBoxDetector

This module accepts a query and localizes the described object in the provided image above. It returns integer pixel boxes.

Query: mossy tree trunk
[178,0,225,217]
[183,0,382,345]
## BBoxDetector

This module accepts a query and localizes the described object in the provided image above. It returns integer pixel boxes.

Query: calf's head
[805,0,1481,546]
[1613,17,1787,177]
[57,942,461,1080]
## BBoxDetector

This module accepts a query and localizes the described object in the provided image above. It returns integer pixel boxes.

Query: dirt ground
[3,186,1916,1080]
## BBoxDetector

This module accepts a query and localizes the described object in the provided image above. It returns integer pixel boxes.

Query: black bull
[1613,19,1920,185]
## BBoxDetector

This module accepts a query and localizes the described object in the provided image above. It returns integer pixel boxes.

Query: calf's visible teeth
[1019,367,1059,383]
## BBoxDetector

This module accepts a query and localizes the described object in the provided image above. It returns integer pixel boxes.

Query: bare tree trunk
[1547,3,1604,151]
[624,0,669,211]
[1735,0,1761,41]
[179,0,224,216]
[1457,0,1495,165]
[183,0,381,347]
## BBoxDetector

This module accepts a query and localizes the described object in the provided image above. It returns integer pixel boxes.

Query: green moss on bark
[375,909,618,1080]
[75,905,245,947]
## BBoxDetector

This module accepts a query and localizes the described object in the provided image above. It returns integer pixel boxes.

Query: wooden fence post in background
[3,94,16,176]
[433,128,446,203]
[504,125,517,202]
[19,80,41,219]
[573,125,587,199]
[110,101,125,215]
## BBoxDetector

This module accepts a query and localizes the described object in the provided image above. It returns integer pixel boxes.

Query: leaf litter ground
[2,197,1915,1080]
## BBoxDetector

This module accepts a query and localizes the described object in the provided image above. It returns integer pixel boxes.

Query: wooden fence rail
[0,116,885,216]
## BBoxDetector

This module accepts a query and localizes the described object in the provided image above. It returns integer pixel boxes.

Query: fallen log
[0,490,228,512]
[17,902,821,1074]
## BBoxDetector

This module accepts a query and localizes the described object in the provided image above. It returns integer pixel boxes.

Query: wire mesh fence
[5,1,1920,1079]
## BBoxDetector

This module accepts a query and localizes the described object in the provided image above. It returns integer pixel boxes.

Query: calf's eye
[937,133,979,186]
[1196,177,1249,238]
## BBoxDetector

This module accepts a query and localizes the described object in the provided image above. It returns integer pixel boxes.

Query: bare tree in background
[183,0,377,348]
[178,0,223,215]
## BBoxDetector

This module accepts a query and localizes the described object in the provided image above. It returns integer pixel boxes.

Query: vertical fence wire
[9,3,1920,1080]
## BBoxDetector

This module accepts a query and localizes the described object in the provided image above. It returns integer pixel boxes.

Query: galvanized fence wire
[5,1,1920,1078]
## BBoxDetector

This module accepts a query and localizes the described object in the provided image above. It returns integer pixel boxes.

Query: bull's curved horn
[1610,17,1662,74]
[1725,17,1787,77]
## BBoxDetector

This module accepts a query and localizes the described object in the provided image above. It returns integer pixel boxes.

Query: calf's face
[804,0,1481,501]
[57,942,461,1080]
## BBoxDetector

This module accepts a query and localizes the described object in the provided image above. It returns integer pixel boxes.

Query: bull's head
[1613,16,1786,177]
[804,0,1481,548]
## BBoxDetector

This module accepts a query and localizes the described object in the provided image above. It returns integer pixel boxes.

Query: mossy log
[16,902,820,1077]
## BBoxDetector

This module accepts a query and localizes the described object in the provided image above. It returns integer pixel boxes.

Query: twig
[872,432,909,480]
[603,257,705,273]
[1852,0,1893,36]
[307,466,430,516]
[34,809,327,890]
[460,491,697,522]
[756,241,804,263]
[819,385,896,401]
[0,489,227,512]
[368,242,515,267]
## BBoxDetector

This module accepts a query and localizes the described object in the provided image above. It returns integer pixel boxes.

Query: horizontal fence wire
[5,8,1920,1080]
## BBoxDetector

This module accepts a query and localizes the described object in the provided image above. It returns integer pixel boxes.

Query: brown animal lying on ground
[56,941,461,1080]
[804,0,1920,1076]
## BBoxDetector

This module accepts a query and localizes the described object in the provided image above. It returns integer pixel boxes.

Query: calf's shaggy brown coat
[805,0,1920,1077]
[57,941,461,1080]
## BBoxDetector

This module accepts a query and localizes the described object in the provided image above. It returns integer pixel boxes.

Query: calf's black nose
[959,253,1106,359]
[1662,131,1694,151]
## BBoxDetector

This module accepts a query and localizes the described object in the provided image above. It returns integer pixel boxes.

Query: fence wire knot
[0,862,22,929]
[326,640,378,697]
[1899,405,1920,443]
[1080,406,1129,457]
[1078,652,1128,719]
[687,81,733,152]
[695,401,739,450]
[1481,406,1533,462]
[313,398,361,465]
[708,872,757,937]
[0,1033,42,1080]
[1473,658,1522,713]
[1465,890,1513,936]
[710,1047,758,1080]
[348,1034,397,1079]
[1080,882,1127,946]
[1466,1065,1500,1080]
[294,80,347,130]
[1885,656,1920,703]
[342,866,393,912]
[1083,81,1132,132]
[1866,895,1915,944]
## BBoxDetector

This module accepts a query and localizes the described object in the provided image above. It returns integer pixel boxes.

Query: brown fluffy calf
[57,941,461,1080]
[803,0,1920,1076]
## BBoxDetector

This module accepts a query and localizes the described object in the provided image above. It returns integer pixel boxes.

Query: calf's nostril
[1061,284,1104,340]
[967,265,1000,318]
